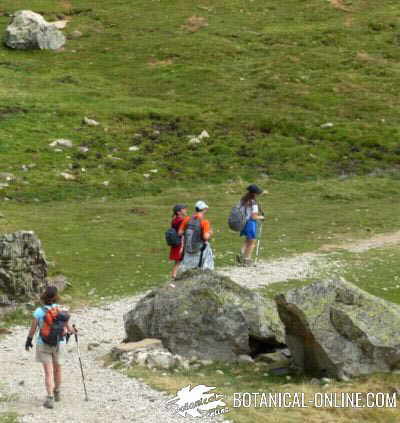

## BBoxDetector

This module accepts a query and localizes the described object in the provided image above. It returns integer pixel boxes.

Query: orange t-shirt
[179,214,211,239]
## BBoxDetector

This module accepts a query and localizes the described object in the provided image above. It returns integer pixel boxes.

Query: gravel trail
[0,295,222,423]
[1,230,397,422]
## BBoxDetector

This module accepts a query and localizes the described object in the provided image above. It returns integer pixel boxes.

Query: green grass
[0,0,400,201]
[0,176,399,306]
[0,414,18,423]
[124,360,400,423]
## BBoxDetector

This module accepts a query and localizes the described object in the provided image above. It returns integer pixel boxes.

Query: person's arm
[177,218,187,236]
[251,203,264,220]
[202,220,212,241]
[25,318,38,351]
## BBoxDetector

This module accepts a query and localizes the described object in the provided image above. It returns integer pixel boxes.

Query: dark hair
[240,192,257,207]
[40,286,60,305]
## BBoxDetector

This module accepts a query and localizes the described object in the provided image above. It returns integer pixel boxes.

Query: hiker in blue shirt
[25,286,76,409]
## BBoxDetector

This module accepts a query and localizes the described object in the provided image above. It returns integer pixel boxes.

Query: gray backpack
[184,216,204,254]
[228,203,247,232]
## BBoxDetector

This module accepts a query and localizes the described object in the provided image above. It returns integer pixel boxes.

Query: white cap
[195,200,209,210]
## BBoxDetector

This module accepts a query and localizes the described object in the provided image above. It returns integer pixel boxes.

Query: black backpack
[165,228,182,247]
[184,216,204,254]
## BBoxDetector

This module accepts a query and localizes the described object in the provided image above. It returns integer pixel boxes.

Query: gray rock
[0,231,48,302]
[83,116,100,127]
[237,354,254,364]
[111,339,163,360]
[124,269,285,361]
[0,173,15,182]
[5,10,66,50]
[49,139,73,148]
[275,279,400,379]
[47,274,69,292]
[146,351,178,370]
[69,30,83,39]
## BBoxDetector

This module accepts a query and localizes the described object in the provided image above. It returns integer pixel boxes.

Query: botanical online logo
[165,384,230,418]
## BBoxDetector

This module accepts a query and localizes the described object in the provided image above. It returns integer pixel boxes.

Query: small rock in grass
[83,116,100,126]
[199,130,210,139]
[237,354,254,364]
[49,139,73,149]
[320,122,334,129]
[69,30,83,39]
[60,172,76,181]
[199,359,213,366]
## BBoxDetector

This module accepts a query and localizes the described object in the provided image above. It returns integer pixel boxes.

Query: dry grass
[329,0,353,12]
[148,58,174,68]
[182,15,208,33]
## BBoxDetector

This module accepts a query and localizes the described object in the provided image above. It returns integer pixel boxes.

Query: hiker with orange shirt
[178,201,214,271]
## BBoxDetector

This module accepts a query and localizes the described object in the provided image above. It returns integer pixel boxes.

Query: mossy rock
[275,279,400,379]
[124,269,285,361]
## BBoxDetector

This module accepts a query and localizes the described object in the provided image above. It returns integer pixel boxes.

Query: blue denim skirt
[240,219,258,240]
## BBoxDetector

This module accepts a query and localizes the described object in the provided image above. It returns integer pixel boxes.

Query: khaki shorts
[36,343,64,365]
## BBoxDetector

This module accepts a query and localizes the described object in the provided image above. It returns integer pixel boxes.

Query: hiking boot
[43,396,54,409]
[235,254,244,265]
[54,389,61,402]
[243,258,255,267]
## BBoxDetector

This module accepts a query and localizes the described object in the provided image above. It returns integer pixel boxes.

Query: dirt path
[220,230,400,288]
[0,296,221,423]
[1,230,399,422]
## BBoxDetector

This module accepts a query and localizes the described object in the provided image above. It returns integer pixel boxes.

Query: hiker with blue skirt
[178,201,214,271]
[237,184,265,267]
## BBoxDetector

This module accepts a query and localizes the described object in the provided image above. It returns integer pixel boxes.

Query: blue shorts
[240,219,258,240]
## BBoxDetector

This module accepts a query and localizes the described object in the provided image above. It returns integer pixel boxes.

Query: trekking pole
[72,324,89,401]
[255,222,263,264]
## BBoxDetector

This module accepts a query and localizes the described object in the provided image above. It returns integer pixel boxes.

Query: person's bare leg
[43,362,54,396]
[53,360,62,401]
[244,240,256,259]
[172,261,180,279]
[53,362,61,391]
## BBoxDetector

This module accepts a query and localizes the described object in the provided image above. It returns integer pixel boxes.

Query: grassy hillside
[0,0,400,201]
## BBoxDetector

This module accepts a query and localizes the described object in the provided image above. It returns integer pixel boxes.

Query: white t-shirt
[242,200,259,221]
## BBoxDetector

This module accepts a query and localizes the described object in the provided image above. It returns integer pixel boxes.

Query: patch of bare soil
[182,16,208,33]
[330,0,353,12]
[320,230,400,252]
[148,58,174,68]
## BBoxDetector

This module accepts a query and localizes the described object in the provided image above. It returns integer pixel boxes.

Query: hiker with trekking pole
[228,184,265,267]
[24,286,79,409]
[178,200,214,272]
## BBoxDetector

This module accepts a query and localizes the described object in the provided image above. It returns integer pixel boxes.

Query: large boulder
[275,279,400,379]
[4,10,66,50]
[124,270,285,361]
[0,231,48,304]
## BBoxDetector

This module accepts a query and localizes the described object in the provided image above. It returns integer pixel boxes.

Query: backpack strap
[198,243,207,268]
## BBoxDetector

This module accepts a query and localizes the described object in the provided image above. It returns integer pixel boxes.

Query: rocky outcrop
[275,279,400,379]
[4,10,66,50]
[124,269,285,361]
[0,231,48,304]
